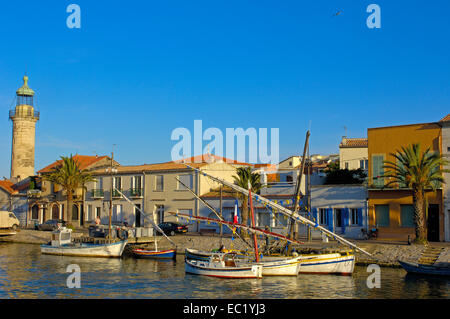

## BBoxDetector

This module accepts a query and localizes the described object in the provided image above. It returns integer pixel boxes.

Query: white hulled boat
[40,227,127,258]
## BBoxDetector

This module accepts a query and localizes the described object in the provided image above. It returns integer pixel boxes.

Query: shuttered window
[375,205,390,227]
[372,155,384,187]
[400,205,415,227]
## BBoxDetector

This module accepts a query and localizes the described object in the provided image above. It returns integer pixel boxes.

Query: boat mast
[108,151,114,244]
[248,182,260,262]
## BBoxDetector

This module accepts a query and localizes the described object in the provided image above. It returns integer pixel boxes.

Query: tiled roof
[339,138,368,148]
[440,114,450,122]
[173,154,252,166]
[0,180,17,195]
[38,155,109,174]
[90,162,208,175]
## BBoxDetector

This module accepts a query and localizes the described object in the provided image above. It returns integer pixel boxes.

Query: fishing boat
[185,252,263,279]
[40,227,127,258]
[133,248,176,259]
[297,252,355,275]
[185,248,248,261]
[398,260,450,276]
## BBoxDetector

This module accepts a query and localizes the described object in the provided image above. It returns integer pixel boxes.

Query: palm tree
[232,167,263,236]
[382,143,449,243]
[44,155,96,227]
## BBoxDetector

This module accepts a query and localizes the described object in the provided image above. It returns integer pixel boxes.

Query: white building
[339,137,368,171]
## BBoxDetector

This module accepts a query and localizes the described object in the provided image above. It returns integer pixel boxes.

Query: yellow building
[368,121,443,242]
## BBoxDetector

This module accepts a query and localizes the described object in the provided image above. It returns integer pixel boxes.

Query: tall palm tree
[232,167,263,236]
[44,155,96,227]
[382,143,449,243]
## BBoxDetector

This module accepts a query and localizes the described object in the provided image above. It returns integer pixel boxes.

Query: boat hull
[399,260,450,276]
[185,259,262,279]
[40,240,127,258]
[258,256,303,276]
[185,248,247,261]
[297,253,355,275]
[133,248,177,259]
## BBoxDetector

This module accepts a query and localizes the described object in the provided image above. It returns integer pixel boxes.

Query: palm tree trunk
[413,187,427,243]
[67,191,74,227]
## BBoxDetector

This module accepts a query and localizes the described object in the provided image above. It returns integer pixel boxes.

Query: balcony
[9,109,40,120]
[112,188,123,198]
[91,189,104,198]
[130,188,143,198]
[27,189,42,198]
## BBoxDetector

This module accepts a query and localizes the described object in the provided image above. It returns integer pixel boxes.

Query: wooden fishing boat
[185,248,248,261]
[185,253,263,279]
[133,248,177,259]
[398,260,450,276]
[40,227,127,258]
[297,252,355,275]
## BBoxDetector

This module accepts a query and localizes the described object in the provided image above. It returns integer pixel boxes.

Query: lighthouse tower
[9,76,39,182]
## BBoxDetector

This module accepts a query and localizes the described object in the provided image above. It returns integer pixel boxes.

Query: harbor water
[0,243,448,299]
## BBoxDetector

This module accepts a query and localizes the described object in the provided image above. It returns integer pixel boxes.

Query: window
[375,205,390,227]
[335,209,343,227]
[345,162,349,169]
[113,177,122,190]
[257,211,271,227]
[400,205,415,227]
[372,155,384,187]
[95,207,101,218]
[132,176,142,189]
[155,175,164,191]
[113,204,122,222]
[87,205,92,221]
[276,213,288,227]
[319,208,327,225]
[351,208,359,225]
[95,177,103,189]
[178,175,193,190]
[155,205,165,224]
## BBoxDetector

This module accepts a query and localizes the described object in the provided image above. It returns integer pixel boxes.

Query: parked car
[157,222,188,236]
[0,211,20,230]
[37,219,66,231]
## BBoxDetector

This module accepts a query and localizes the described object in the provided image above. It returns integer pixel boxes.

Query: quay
[2,229,449,268]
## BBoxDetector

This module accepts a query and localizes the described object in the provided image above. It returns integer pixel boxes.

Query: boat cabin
[51,227,72,246]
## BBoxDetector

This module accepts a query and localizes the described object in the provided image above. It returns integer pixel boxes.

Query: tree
[382,143,449,244]
[324,161,367,185]
[232,167,263,236]
[44,155,96,227]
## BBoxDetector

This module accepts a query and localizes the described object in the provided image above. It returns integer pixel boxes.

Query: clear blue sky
[0,1,449,177]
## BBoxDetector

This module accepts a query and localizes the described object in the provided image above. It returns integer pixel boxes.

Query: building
[85,155,249,232]
[0,179,29,225]
[439,114,450,241]
[367,120,444,241]
[309,185,368,239]
[9,76,39,182]
[339,137,368,171]
[28,155,116,226]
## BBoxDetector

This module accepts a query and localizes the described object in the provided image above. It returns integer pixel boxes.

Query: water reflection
[0,243,448,299]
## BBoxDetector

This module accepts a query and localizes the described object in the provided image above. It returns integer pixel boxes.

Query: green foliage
[324,161,366,185]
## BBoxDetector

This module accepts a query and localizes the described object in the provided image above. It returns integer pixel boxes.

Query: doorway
[52,204,59,219]
[427,204,440,242]
[135,204,141,227]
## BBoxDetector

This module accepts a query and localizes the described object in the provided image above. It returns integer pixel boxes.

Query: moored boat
[40,227,127,258]
[185,253,263,279]
[133,248,177,259]
[398,260,450,276]
[297,252,355,275]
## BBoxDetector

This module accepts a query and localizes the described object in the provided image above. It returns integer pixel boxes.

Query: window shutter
[327,208,334,232]
[357,208,363,226]
[312,208,318,224]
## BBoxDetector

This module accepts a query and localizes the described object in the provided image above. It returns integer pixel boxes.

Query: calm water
[0,242,448,299]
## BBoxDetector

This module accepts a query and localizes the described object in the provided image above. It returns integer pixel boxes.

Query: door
[72,205,79,221]
[52,204,59,219]
[427,204,440,242]
[135,204,141,227]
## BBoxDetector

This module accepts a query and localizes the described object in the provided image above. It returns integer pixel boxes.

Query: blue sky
[0,1,449,177]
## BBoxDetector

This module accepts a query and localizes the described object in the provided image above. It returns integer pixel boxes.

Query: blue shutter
[327,208,334,232]
[312,208,318,224]
[357,208,363,226]
[341,208,348,234]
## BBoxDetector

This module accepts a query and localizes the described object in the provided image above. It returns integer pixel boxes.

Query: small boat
[40,227,127,258]
[185,252,263,279]
[185,248,248,261]
[133,248,177,259]
[398,260,450,276]
[257,255,303,276]
[297,252,355,275]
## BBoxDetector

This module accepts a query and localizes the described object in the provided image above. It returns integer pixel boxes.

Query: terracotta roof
[38,155,109,174]
[90,162,208,175]
[339,138,368,148]
[440,114,450,122]
[0,180,17,195]
[172,154,252,166]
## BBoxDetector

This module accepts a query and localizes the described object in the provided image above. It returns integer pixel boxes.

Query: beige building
[9,76,39,182]
[339,137,368,171]
[440,114,450,241]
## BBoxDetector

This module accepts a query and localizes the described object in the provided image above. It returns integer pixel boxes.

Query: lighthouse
[9,75,39,182]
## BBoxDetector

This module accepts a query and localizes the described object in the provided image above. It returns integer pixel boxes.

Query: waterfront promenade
[1,229,449,268]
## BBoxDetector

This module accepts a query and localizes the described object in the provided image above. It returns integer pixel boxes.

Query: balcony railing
[130,188,143,197]
[91,189,104,198]
[9,109,40,120]
[112,188,123,198]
